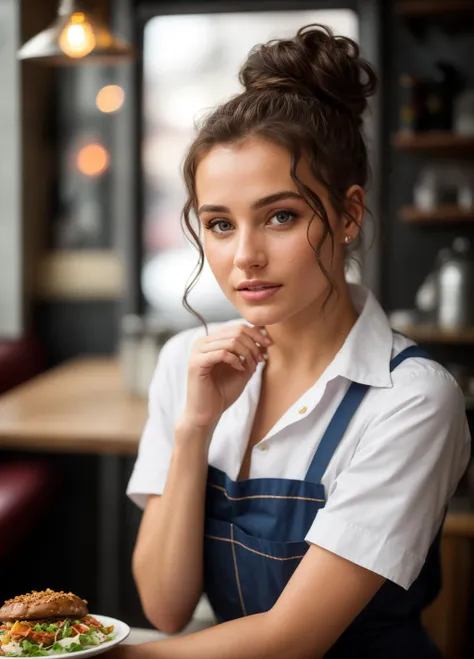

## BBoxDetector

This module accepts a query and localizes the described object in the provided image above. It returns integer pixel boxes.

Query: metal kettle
[437,237,474,330]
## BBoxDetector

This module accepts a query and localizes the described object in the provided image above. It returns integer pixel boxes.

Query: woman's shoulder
[390,332,459,389]
[371,331,467,426]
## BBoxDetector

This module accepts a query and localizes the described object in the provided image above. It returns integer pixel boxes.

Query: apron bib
[203,346,442,657]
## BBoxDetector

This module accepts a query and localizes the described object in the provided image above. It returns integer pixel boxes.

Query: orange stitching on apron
[230,524,247,616]
[208,482,324,503]
[206,533,306,562]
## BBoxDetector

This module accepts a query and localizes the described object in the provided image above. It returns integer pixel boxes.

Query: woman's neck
[264,282,358,379]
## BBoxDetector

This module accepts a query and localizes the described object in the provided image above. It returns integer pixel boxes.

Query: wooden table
[0,357,147,617]
[0,357,147,455]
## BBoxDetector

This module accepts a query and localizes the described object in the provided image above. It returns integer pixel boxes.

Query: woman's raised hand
[181,324,271,431]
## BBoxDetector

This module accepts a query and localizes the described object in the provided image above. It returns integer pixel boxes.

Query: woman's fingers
[193,323,272,375]
[203,324,271,359]
[195,348,246,373]
[200,337,261,370]
[214,324,272,349]
[231,331,268,364]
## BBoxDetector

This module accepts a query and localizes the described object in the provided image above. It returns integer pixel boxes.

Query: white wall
[0,0,23,338]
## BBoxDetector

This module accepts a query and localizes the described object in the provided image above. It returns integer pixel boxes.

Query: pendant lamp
[18,0,134,64]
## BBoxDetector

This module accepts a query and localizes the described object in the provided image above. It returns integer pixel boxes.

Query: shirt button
[298,406,308,414]
[258,442,269,452]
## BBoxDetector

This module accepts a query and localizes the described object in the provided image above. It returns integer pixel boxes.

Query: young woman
[125,25,470,658]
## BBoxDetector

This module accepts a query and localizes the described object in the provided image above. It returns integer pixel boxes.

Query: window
[142,9,359,329]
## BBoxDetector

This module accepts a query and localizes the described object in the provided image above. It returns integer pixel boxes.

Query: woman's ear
[343,185,365,241]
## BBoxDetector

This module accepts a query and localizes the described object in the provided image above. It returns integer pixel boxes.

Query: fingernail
[259,328,267,336]
[262,352,269,360]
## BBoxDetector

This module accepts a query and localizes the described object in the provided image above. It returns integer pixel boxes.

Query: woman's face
[195,136,361,328]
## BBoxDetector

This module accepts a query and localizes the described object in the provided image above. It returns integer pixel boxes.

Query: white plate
[4,614,131,659]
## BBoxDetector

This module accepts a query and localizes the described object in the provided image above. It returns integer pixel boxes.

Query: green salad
[0,616,115,656]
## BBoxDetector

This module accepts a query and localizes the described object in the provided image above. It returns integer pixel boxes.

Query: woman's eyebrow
[252,191,303,209]
[198,191,303,215]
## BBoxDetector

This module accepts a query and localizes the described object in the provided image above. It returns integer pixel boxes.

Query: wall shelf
[399,205,474,223]
[394,325,474,344]
[393,132,474,156]
[395,1,474,17]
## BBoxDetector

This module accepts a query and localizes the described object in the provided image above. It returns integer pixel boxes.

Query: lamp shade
[18,0,134,65]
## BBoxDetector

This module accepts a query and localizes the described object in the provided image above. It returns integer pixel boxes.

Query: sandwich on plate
[0,590,114,657]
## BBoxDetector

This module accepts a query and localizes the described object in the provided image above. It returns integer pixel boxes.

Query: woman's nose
[233,230,267,270]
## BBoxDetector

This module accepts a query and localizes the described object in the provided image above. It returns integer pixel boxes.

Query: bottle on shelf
[398,61,464,133]
[437,237,474,330]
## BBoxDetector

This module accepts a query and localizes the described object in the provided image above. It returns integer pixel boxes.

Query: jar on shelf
[437,237,474,330]
[454,90,474,136]
[119,314,144,395]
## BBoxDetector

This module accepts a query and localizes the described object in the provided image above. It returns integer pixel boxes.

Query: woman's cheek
[205,242,233,283]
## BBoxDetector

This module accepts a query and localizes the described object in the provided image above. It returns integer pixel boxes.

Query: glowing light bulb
[76,143,110,177]
[59,12,96,58]
[96,85,125,113]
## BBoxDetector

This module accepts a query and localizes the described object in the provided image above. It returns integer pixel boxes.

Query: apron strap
[304,344,431,483]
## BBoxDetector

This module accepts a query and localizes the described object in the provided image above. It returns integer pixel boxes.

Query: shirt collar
[326,284,394,388]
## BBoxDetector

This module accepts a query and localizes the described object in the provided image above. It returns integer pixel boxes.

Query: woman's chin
[237,304,288,328]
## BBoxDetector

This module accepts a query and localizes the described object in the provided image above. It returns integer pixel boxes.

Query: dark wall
[381,11,474,312]
[34,301,120,365]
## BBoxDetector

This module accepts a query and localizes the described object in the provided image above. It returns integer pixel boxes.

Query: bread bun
[0,590,88,621]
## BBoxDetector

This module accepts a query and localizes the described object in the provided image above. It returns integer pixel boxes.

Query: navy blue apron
[203,346,442,657]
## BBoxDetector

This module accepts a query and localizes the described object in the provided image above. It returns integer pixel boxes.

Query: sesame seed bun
[0,590,88,622]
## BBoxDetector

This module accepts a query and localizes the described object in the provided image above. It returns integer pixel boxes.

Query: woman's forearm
[116,613,304,659]
[132,419,214,633]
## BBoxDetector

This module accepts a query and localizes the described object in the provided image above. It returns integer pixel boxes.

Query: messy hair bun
[240,24,377,126]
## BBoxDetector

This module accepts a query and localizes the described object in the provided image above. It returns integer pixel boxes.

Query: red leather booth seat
[0,462,56,556]
[0,335,56,558]
[0,334,45,395]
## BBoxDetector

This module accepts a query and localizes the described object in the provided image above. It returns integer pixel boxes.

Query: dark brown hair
[181,24,377,325]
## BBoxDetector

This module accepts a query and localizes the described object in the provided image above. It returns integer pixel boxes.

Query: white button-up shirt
[127,285,470,590]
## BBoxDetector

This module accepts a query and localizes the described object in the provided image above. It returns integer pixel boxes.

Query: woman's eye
[207,220,233,234]
[268,210,297,226]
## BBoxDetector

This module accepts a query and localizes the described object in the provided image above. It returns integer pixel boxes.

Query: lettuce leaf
[33,624,58,635]
[18,640,49,657]
[50,643,64,654]
[59,622,71,640]
[50,641,81,655]
[78,633,98,648]
[64,644,82,654]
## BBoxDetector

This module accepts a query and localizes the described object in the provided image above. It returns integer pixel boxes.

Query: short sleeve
[126,331,191,509]
[306,368,471,589]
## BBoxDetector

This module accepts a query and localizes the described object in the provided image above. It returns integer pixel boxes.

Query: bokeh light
[96,85,125,113]
[76,143,110,177]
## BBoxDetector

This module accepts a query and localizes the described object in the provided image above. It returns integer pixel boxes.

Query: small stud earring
[344,235,352,244]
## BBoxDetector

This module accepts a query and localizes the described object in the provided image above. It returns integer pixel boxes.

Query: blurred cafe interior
[0,0,473,657]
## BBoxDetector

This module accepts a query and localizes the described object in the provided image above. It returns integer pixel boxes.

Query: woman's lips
[237,286,282,302]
